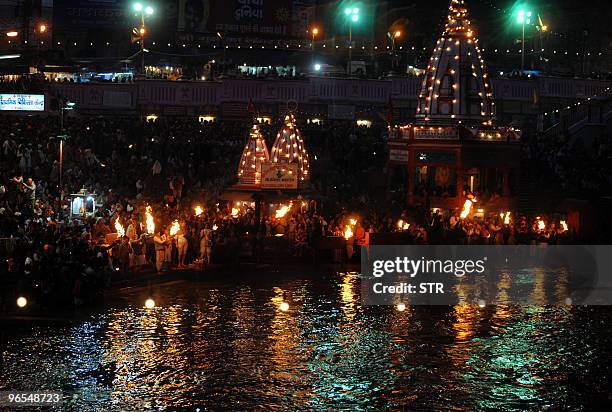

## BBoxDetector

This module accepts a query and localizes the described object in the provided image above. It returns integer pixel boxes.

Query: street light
[344,6,360,75]
[133,2,154,75]
[310,26,319,66]
[387,30,401,70]
[34,23,47,71]
[16,296,27,308]
[517,8,532,71]
[59,101,75,191]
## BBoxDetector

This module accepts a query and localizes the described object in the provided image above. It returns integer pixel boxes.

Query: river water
[1,271,611,410]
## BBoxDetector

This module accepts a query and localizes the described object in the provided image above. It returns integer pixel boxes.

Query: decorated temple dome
[416,0,495,126]
[270,114,309,182]
[237,124,270,186]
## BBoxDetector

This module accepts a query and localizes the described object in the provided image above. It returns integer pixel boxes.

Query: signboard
[0,94,45,112]
[414,127,458,140]
[178,0,292,36]
[261,163,298,189]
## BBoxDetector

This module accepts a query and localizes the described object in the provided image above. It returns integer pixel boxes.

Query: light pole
[536,15,548,70]
[387,30,401,70]
[344,7,359,75]
[36,23,46,71]
[133,3,154,75]
[59,101,75,192]
[517,8,532,71]
[310,27,319,67]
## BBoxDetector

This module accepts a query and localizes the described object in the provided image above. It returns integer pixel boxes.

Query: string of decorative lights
[543,86,612,117]
[416,0,495,125]
[4,40,606,57]
[237,123,270,186]
[270,114,309,183]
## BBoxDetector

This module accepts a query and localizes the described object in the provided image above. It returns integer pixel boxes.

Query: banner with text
[261,163,298,189]
[0,94,44,111]
[178,0,292,36]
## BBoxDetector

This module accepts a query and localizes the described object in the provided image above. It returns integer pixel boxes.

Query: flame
[560,220,568,232]
[275,204,291,219]
[194,205,203,217]
[114,217,125,237]
[231,207,240,218]
[169,219,180,236]
[460,199,474,219]
[349,218,357,226]
[145,206,155,234]
[344,225,354,240]
[212,224,218,231]
[500,211,511,225]
[397,219,410,231]
[537,219,546,231]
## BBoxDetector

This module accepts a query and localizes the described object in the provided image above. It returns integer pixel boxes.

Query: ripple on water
[1,273,611,410]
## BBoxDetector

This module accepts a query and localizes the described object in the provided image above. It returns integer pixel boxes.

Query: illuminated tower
[416,0,495,126]
[237,124,270,186]
[270,114,310,183]
[388,0,521,208]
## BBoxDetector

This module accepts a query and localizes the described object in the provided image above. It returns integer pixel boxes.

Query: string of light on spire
[270,114,309,182]
[416,0,495,125]
[237,123,270,186]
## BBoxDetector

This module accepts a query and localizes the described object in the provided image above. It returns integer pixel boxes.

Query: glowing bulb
[280,302,289,311]
[397,302,406,312]
[17,296,27,308]
[145,298,155,309]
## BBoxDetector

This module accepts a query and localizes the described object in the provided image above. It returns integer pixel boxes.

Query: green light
[352,7,359,14]
[345,8,351,14]
[133,3,143,12]
[516,8,533,24]
[351,14,359,22]
[145,6,154,15]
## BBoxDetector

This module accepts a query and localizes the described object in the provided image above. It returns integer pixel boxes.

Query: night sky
[319,0,612,52]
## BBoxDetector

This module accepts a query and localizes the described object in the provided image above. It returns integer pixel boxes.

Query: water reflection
[0,272,611,410]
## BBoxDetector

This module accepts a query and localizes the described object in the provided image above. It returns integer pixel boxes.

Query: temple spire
[237,123,270,187]
[416,0,495,126]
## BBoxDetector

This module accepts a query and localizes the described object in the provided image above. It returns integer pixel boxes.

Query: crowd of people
[0,106,598,310]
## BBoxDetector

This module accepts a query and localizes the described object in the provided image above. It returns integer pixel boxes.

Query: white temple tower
[416,0,495,126]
